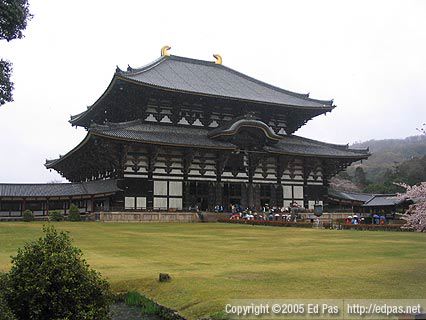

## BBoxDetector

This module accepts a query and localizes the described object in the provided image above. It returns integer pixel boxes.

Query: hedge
[218,219,410,232]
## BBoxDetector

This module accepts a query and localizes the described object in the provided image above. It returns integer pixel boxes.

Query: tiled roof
[117,55,334,108]
[0,179,120,198]
[363,195,404,207]
[91,121,369,158]
[92,121,235,149]
[328,189,374,203]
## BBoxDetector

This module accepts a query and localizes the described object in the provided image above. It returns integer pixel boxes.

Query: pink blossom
[396,182,426,232]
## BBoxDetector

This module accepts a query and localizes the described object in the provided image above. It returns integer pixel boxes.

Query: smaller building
[326,189,408,216]
[326,189,373,212]
[0,180,120,218]
[362,194,408,215]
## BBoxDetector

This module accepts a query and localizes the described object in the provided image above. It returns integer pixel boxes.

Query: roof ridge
[117,56,167,76]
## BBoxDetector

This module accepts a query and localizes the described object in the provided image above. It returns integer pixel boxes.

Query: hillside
[346,135,426,183]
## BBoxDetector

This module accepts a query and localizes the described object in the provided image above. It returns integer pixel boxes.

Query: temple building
[0,47,369,216]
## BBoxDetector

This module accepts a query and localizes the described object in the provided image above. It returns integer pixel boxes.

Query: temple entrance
[260,184,272,207]
[188,181,209,210]
[223,183,242,208]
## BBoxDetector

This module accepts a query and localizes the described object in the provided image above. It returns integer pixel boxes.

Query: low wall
[99,211,199,223]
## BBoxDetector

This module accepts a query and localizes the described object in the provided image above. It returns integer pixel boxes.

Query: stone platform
[99,211,199,223]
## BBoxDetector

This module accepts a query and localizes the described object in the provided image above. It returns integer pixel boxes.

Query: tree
[354,167,367,186]
[68,203,82,221]
[0,0,32,106]
[396,156,426,186]
[22,209,34,222]
[0,225,112,319]
[397,182,426,232]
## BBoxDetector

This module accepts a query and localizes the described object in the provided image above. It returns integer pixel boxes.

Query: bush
[0,286,16,320]
[140,296,161,315]
[22,210,34,222]
[124,291,160,315]
[48,210,63,221]
[1,225,112,320]
[68,204,81,221]
[0,299,16,320]
[125,291,143,306]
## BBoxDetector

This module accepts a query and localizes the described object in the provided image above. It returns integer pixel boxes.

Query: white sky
[0,0,425,183]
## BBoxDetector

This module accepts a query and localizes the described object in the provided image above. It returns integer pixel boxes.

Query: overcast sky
[0,0,425,183]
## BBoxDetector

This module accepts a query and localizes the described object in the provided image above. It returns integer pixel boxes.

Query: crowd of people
[213,203,389,225]
[344,213,387,225]
[216,202,304,222]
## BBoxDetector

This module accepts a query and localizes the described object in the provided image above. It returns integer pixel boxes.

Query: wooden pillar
[182,149,194,210]
[90,195,95,213]
[207,182,215,210]
[276,185,284,207]
[302,158,312,209]
[254,184,261,210]
[65,197,71,214]
[240,183,248,209]
[146,147,158,211]
[214,181,223,208]
[183,181,191,210]
[270,184,277,207]
[214,152,228,208]
[21,198,26,215]
[246,153,262,209]
[147,170,154,210]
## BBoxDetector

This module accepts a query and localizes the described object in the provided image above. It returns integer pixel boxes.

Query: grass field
[0,222,426,319]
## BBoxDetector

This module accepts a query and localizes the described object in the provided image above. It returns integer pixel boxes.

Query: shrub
[48,210,63,221]
[0,298,16,320]
[68,204,81,221]
[125,291,143,306]
[140,296,160,315]
[1,225,112,320]
[124,291,160,315]
[0,284,16,320]
[22,210,34,222]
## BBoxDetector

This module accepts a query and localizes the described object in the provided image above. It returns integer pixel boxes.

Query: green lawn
[0,222,425,319]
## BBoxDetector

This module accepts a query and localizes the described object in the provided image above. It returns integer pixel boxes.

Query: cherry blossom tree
[397,182,426,232]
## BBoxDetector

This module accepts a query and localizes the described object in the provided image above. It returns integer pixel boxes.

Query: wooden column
[183,181,191,210]
[146,146,158,210]
[90,195,95,213]
[214,152,229,207]
[270,184,277,206]
[21,198,26,215]
[276,185,284,207]
[207,182,215,210]
[241,183,248,209]
[46,198,50,216]
[182,150,194,210]
[246,153,262,209]
[275,156,289,208]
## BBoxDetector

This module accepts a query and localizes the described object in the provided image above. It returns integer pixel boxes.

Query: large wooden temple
[0,47,369,216]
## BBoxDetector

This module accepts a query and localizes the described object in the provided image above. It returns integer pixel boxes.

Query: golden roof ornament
[161,45,171,57]
[213,54,222,65]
